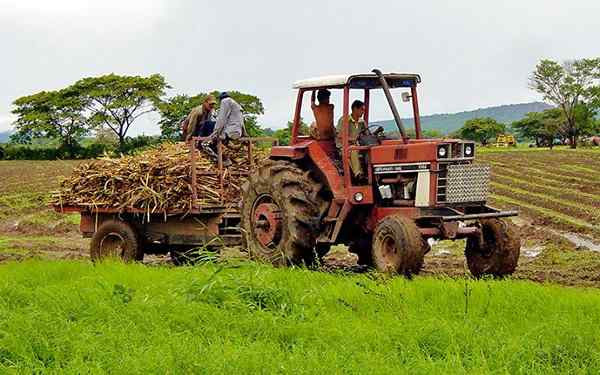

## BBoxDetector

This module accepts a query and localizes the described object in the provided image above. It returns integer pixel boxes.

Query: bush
[0,143,111,160]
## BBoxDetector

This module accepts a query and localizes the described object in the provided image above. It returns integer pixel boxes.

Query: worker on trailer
[185,94,218,141]
[336,100,367,180]
[204,92,246,165]
[309,89,335,140]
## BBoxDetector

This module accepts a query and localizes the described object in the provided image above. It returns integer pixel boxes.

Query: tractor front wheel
[90,220,143,262]
[465,219,520,278]
[371,216,427,276]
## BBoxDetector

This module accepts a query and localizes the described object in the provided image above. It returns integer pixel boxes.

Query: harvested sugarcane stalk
[51,142,268,217]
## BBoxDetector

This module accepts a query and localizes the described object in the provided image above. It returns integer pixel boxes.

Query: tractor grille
[437,163,490,203]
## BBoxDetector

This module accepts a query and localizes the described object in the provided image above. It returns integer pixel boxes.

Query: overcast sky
[1,0,599,134]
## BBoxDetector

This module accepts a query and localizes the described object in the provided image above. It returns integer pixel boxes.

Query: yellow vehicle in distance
[493,134,517,147]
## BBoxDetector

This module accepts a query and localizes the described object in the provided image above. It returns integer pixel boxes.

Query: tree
[511,109,562,148]
[10,87,89,155]
[156,90,265,140]
[529,58,600,148]
[268,120,309,146]
[74,74,168,150]
[458,117,505,145]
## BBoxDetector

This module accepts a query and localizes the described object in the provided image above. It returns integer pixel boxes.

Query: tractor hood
[368,139,476,165]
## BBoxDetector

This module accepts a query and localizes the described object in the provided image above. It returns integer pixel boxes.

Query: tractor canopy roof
[292,73,421,90]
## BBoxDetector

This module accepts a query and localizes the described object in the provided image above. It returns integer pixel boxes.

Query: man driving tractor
[336,99,368,180]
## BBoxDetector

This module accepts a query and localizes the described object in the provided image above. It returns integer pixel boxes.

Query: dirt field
[1,148,599,286]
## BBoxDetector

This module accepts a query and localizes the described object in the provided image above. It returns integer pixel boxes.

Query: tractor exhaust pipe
[372,69,408,143]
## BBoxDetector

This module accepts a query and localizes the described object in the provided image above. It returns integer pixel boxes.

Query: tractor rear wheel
[90,220,143,262]
[371,216,427,276]
[241,160,329,266]
[465,219,520,278]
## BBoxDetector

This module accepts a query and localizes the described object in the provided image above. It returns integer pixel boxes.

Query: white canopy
[292,73,421,89]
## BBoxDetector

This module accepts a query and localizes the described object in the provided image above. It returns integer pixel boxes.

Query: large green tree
[156,91,265,141]
[511,109,562,148]
[11,87,89,154]
[529,58,600,148]
[458,117,505,145]
[74,74,168,150]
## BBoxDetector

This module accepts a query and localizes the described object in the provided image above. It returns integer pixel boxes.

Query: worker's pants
[350,150,363,178]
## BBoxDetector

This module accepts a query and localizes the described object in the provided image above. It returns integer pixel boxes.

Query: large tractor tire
[465,218,520,278]
[371,216,427,276]
[241,160,329,266]
[90,220,143,262]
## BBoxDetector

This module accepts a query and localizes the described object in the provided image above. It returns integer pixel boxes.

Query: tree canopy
[529,58,600,147]
[458,117,506,145]
[11,87,89,155]
[511,109,562,148]
[73,74,168,150]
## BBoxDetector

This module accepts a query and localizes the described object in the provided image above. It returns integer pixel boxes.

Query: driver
[336,100,368,179]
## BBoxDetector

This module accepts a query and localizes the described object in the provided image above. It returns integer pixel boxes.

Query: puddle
[522,245,543,258]
[551,230,600,252]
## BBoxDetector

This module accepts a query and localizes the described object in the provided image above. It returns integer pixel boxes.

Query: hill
[372,102,552,134]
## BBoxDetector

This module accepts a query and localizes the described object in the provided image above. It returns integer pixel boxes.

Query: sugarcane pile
[52,142,267,216]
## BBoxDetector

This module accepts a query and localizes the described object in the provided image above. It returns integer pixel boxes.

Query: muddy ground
[2,217,600,288]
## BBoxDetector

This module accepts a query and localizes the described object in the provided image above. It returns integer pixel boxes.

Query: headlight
[353,192,364,202]
[437,145,448,158]
[464,144,474,157]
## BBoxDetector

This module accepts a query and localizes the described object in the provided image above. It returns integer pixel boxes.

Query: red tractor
[241,69,520,277]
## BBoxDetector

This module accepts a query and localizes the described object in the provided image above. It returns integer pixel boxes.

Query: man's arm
[212,99,231,137]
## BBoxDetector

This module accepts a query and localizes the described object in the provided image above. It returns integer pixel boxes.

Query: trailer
[54,136,275,264]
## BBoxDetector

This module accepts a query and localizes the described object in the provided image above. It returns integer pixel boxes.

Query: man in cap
[185,94,217,141]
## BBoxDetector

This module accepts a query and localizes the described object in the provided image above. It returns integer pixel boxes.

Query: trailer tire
[241,160,329,266]
[372,216,427,276]
[465,219,520,278]
[90,220,143,262]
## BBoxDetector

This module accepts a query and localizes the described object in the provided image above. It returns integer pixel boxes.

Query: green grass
[2,260,600,373]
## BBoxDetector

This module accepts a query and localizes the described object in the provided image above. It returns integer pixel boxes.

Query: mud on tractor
[242,69,520,277]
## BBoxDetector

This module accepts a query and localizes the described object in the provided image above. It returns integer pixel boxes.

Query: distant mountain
[0,130,13,143]
[372,102,553,134]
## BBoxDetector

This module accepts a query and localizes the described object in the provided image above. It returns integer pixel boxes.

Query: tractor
[241,69,520,277]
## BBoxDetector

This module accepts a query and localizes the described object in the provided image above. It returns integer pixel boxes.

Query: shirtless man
[310,89,335,140]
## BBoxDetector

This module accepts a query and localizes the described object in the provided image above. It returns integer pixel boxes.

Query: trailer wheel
[90,220,143,262]
[465,219,520,278]
[372,216,427,276]
[241,160,329,266]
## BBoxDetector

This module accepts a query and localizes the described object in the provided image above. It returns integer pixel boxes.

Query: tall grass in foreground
[1,260,600,374]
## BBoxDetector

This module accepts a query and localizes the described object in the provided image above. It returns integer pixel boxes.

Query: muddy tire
[349,235,373,266]
[465,219,520,278]
[241,160,329,265]
[90,220,143,262]
[372,216,427,275]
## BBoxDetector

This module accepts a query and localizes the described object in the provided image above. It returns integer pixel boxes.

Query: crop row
[490,172,600,208]
[490,183,600,226]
